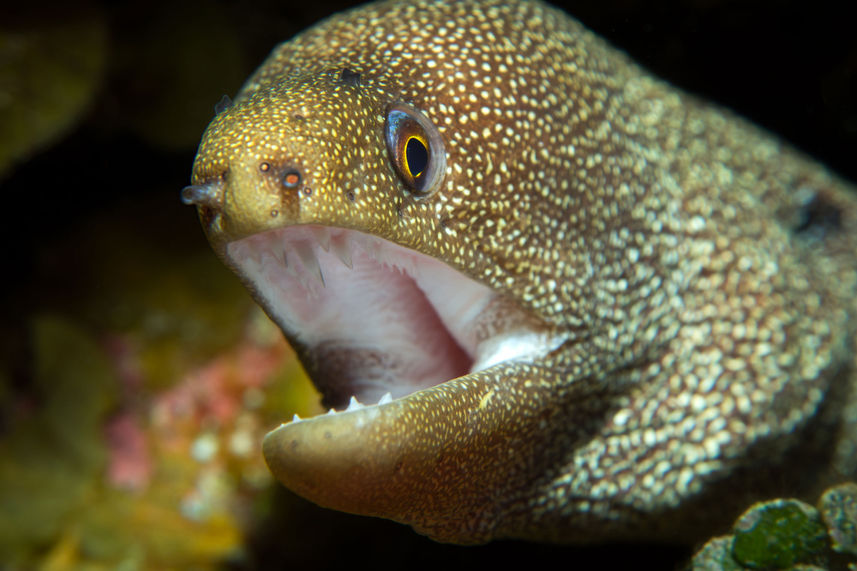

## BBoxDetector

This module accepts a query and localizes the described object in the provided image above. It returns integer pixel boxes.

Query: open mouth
[226,224,561,416]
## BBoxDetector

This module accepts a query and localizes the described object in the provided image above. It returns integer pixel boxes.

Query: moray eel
[184,0,857,544]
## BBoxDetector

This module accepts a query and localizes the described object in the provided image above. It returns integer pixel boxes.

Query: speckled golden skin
[190,0,857,544]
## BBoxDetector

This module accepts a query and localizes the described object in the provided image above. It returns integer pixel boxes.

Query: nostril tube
[181,183,222,208]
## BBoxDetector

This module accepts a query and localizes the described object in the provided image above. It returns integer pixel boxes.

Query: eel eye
[385,103,445,197]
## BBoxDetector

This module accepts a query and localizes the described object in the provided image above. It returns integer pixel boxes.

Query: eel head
[183,13,579,542]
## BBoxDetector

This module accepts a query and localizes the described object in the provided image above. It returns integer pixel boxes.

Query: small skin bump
[188,0,857,546]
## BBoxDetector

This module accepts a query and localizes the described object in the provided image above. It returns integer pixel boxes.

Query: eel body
[185,0,857,544]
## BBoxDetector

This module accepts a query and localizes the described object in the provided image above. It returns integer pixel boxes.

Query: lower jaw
[260,360,537,545]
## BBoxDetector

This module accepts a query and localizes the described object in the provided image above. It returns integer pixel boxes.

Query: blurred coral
[0,203,319,568]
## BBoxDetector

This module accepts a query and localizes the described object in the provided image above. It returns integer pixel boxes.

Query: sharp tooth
[352,234,372,257]
[346,396,362,411]
[260,251,275,266]
[294,242,325,286]
[232,242,258,265]
[368,240,382,263]
[327,408,335,415]
[261,252,281,275]
[292,413,301,422]
[311,227,331,251]
[330,233,353,269]
[248,248,263,267]
[378,392,393,405]
[282,252,300,279]
[279,240,301,279]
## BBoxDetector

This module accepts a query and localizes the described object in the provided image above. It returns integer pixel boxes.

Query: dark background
[4,0,856,295]
[1,0,855,568]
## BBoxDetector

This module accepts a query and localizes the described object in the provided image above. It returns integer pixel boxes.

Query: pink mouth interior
[226,225,493,407]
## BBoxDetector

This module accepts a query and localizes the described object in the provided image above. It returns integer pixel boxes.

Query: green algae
[0,316,117,563]
[71,485,242,568]
[690,488,857,570]
[731,499,827,569]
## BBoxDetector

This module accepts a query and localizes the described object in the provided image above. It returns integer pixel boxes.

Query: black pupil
[405,137,428,178]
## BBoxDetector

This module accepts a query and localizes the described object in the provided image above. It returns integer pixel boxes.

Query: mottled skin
[188,0,857,544]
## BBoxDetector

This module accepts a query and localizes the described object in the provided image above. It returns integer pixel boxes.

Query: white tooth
[295,241,325,286]
[260,251,277,267]
[292,413,301,422]
[352,233,372,256]
[262,253,284,281]
[378,392,393,405]
[346,396,362,411]
[368,240,383,263]
[283,254,300,279]
[327,408,335,415]
[311,227,331,251]
[237,243,261,266]
[330,233,353,269]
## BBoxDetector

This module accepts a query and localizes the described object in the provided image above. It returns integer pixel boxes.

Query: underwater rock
[689,536,744,571]
[691,486,857,570]
[818,482,857,557]
[731,499,828,569]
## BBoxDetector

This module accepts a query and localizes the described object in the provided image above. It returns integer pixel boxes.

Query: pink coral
[104,413,151,491]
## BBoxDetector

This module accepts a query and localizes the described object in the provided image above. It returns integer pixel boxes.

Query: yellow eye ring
[403,135,428,178]
[385,103,445,197]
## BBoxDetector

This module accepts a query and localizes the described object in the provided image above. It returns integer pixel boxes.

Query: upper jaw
[224,223,565,413]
